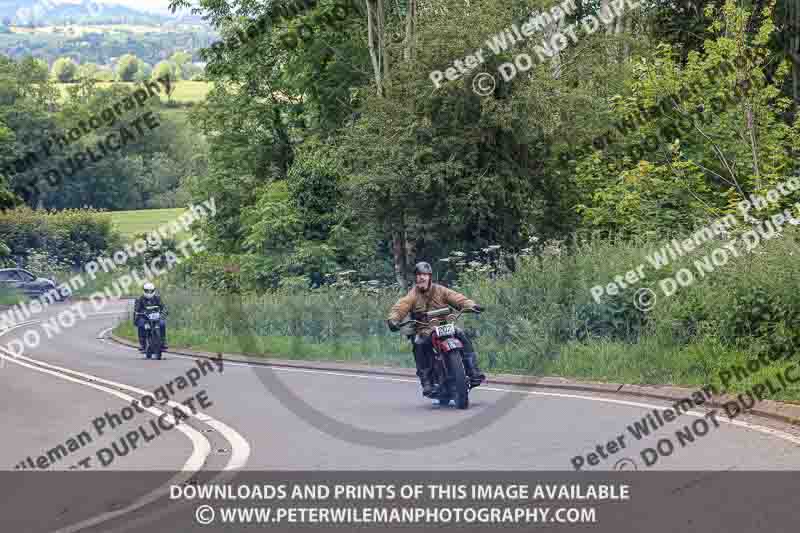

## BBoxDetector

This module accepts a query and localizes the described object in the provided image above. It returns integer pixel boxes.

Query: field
[57,80,213,103]
[9,24,208,36]
[109,207,187,240]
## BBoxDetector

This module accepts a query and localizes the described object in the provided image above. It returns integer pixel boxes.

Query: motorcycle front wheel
[446,349,469,409]
[151,328,163,360]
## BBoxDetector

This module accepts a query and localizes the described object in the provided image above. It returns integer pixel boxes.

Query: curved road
[2,299,799,532]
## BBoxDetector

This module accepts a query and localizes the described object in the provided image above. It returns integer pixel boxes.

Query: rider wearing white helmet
[133,281,168,352]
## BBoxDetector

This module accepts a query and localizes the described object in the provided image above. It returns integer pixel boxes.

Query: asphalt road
[2,299,800,532]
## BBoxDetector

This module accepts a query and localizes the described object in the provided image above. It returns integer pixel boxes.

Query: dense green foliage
[0,206,122,268]
[165,0,798,292]
[0,56,206,211]
[51,56,77,82]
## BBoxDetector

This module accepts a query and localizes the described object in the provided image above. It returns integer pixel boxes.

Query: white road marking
[99,304,800,453]
[0,319,251,532]
[104,330,800,449]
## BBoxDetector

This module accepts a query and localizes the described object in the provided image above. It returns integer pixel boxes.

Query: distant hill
[0,1,206,27]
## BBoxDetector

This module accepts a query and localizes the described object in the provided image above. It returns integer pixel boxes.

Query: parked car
[0,268,65,302]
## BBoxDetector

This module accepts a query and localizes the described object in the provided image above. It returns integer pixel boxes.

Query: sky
[13,0,196,15]
[96,0,188,15]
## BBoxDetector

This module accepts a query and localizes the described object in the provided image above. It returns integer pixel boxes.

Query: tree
[18,57,49,83]
[574,0,800,234]
[52,57,78,82]
[116,54,139,81]
[78,62,100,80]
[152,62,177,101]
[135,61,153,82]
[169,51,192,79]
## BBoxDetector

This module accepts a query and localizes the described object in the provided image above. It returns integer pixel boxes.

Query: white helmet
[143,282,155,298]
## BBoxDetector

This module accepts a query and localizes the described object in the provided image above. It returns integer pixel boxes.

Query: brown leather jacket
[387,283,476,336]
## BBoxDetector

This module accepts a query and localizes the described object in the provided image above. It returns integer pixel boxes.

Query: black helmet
[414,262,432,275]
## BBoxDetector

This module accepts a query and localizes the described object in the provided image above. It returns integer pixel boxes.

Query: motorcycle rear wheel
[446,349,469,409]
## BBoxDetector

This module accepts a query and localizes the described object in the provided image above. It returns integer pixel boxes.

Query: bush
[22,249,73,281]
[0,207,122,268]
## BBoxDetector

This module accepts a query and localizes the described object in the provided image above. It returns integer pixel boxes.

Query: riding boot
[420,369,435,397]
[463,352,486,386]
[160,324,168,349]
[455,329,485,385]
[413,344,434,397]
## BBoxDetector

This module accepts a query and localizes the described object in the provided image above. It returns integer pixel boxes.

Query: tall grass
[0,286,23,306]
[114,225,800,400]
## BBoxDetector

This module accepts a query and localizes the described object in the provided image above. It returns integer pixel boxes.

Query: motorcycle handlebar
[134,310,167,317]
[396,307,480,329]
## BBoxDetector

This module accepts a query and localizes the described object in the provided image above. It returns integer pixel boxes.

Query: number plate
[435,324,455,337]
[147,312,160,320]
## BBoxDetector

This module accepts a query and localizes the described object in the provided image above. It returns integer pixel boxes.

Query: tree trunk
[392,211,415,290]
[404,226,416,279]
[380,0,388,83]
[404,0,417,61]
[747,102,760,181]
[601,0,612,34]
[392,231,407,289]
[550,15,564,79]
[623,13,632,60]
[365,0,387,96]
[787,0,799,105]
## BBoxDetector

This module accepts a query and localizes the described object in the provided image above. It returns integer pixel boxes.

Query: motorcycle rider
[386,261,486,397]
[133,281,168,352]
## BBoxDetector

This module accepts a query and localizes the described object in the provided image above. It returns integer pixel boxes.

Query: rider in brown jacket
[386,262,486,397]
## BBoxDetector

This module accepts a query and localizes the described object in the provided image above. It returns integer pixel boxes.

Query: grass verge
[112,225,800,404]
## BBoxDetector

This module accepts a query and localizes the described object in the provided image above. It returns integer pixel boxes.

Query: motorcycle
[135,305,164,360]
[396,306,481,409]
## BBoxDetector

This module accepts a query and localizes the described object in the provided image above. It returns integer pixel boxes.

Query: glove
[387,319,400,332]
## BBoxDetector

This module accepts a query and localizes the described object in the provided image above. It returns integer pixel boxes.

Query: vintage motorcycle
[395,306,481,409]
[135,304,164,360]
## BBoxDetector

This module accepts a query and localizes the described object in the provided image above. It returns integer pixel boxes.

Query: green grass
[0,286,24,306]
[56,81,212,103]
[112,224,800,404]
[167,81,211,103]
[109,208,187,240]
[114,321,414,368]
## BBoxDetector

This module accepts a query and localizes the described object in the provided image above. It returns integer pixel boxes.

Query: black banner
[2,471,798,532]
